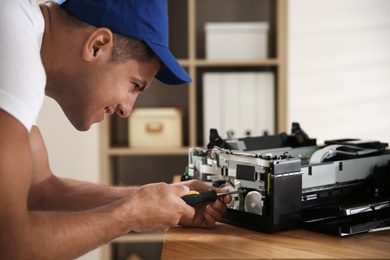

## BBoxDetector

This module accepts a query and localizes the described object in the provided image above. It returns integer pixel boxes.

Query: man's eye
[129,84,139,93]
[130,83,147,94]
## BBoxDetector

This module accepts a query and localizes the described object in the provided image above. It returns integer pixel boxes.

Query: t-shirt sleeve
[0,0,46,132]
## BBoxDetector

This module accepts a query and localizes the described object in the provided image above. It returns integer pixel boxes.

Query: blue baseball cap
[58,0,191,85]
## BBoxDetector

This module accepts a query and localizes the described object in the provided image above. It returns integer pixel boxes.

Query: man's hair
[110,33,155,63]
[58,5,155,64]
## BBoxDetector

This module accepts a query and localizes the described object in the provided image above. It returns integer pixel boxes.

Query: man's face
[49,56,161,131]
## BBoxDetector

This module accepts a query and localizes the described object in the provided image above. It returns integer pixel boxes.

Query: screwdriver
[182,189,243,207]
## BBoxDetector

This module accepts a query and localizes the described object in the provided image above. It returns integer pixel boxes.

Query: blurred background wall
[287,0,390,144]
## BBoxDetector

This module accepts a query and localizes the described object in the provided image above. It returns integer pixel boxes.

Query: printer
[182,123,390,236]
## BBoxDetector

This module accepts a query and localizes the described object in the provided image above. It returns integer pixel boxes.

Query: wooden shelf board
[178,58,279,67]
[112,232,165,243]
[107,147,190,156]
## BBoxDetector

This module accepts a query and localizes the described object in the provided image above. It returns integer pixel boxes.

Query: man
[0,0,229,258]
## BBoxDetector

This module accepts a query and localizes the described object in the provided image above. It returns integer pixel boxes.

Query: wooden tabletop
[161,222,390,259]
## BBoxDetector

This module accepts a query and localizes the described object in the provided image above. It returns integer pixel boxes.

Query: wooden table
[161,223,390,259]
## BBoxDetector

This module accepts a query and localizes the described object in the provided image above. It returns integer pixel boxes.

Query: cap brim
[146,42,192,85]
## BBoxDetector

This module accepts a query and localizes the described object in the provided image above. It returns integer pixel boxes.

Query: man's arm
[29,176,138,211]
[27,125,230,227]
[0,109,194,259]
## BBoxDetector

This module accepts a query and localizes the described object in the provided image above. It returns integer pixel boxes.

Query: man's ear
[82,28,113,62]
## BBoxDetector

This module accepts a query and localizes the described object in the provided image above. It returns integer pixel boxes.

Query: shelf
[107,147,190,156]
[178,58,280,67]
[112,233,165,243]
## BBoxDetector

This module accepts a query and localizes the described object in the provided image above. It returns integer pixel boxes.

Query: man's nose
[116,93,138,118]
[116,101,133,118]
[116,104,131,118]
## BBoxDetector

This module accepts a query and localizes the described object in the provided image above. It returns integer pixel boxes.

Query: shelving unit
[99,0,287,259]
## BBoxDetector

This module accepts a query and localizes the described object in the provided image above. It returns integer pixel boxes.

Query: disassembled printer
[182,123,390,236]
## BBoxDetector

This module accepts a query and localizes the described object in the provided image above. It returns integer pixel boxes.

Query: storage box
[129,108,182,147]
[205,22,269,60]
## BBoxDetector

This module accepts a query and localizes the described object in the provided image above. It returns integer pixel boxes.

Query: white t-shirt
[0,0,46,132]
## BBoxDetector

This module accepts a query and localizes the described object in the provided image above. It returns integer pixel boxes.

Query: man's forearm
[4,196,134,260]
[28,175,139,211]
[6,182,195,260]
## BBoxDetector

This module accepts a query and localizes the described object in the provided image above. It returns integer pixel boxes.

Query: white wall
[37,97,101,260]
[37,97,100,183]
[288,0,390,144]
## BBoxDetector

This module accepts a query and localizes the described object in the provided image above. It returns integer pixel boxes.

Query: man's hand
[126,182,195,232]
[172,180,232,228]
